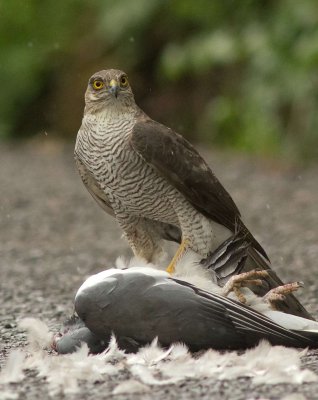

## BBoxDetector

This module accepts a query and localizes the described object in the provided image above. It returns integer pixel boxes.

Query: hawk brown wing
[130,118,268,260]
[130,119,316,320]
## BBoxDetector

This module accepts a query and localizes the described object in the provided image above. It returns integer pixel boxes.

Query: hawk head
[85,69,135,111]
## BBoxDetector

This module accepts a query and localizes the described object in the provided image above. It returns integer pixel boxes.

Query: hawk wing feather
[130,118,268,260]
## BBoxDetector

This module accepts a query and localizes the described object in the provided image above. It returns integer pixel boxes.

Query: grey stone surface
[1,141,318,399]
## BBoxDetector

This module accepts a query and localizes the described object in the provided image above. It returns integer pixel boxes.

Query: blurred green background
[1,0,318,161]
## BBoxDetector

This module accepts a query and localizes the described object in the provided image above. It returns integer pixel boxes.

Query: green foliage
[1,0,318,161]
[0,0,84,136]
[158,0,318,159]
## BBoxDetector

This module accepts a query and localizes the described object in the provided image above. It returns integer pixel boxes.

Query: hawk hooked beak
[108,79,119,98]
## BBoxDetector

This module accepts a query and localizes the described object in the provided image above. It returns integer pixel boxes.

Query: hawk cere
[75,69,312,319]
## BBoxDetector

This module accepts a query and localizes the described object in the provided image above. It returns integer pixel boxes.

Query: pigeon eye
[120,76,128,87]
[93,80,104,90]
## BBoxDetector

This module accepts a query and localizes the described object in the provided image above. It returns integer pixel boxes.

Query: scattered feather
[0,390,19,400]
[169,342,190,359]
[2,252,318,397]
[112,379,150,395]
[0,350,25,384]
[1,318,317,397]
[130,364,181,386]
[281,394,308,400]
[103,334,126,362]
[43,344,118,395]
[127,338,171,366]
[19,318,53,350]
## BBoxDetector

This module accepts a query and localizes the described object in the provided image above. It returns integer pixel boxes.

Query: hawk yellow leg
[166,239,189,275]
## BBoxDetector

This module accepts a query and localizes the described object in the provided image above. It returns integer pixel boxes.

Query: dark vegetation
[1,0,318,160]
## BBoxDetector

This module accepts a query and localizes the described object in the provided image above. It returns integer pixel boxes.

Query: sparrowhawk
[74,69,313,320]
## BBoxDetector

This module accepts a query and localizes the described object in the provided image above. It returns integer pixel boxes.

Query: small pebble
[4,323,15,329]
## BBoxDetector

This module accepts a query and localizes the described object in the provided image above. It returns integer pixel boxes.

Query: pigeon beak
[108,79,119,98]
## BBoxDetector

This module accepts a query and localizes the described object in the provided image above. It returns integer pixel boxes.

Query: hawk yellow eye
[93,80,104,90]
[120,76,128,87]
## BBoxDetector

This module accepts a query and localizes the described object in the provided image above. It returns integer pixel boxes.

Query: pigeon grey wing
[75,270,317,351]
[171,278,318,347]
[130,119,268,260]
[75,271,246,350]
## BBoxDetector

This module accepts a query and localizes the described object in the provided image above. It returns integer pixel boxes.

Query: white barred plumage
[75,69,230,263]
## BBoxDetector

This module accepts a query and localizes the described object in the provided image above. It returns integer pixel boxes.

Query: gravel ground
[1,140,318,399]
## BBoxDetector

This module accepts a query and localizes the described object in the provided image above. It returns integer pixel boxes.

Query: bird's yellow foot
[221,269,269,303]
[166,239,189,275]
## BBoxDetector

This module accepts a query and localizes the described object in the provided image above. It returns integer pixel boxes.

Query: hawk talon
[265,293,286,303]
[243,278,264,287]
[222,269,269,300]
[263,281,304,309]
[233,286,247,303]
